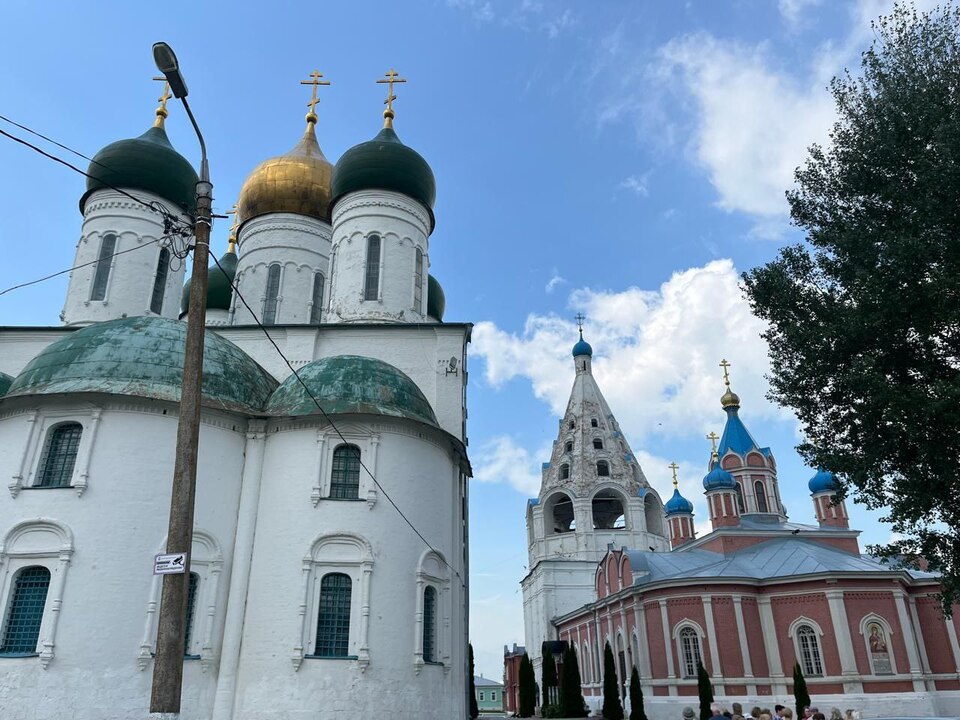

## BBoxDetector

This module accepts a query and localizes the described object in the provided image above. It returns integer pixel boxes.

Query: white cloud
[778,0,823,28]
[545,269,566,294]
[619,173,650,197]
[473,435,543,495]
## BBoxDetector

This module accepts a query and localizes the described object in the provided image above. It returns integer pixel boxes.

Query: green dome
[427,275,445,322]
[182,249,238,314]
[6,316,276,414]
[266,355,438,427]
[0,372,12,396]
[331,126,436,229]
[80,126,198,214]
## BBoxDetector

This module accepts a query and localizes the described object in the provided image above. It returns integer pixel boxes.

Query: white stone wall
[326,190,432,324]
[62,189,189,326]
[231,213,331,326]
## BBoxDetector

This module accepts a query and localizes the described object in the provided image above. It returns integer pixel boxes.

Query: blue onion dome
[5,316,277,413]
[572,331,593,358]
[0,372,12,396]
[665,487,694,515]
[808,469,838,494]
[427,274,445,322]
[182,243,238,314]
[703,464,736,490]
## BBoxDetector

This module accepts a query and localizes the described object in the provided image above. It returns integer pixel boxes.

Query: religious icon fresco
[867,622,892,674]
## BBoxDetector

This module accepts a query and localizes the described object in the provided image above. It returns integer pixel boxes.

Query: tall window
[0,566,51,655]
[309,272,325,324]
[679,627,703,678]
[36,422,82,488]
[150,248,170,315]
[330,445,361,499]
[90,233,117,301]
[564,441,573,453]
[414,248,424,313]
[593,439,604,449]
[755,480,769,512]
[796,624,823,676]
[315,573,351,657]
[184,572,200,657]
[735,483,745,513]
[423,585,437,662]
[596,460,610,477]
[364,235,381,301]
[559,464,570,480]
[263,265,281,325]
[591,419,599,428]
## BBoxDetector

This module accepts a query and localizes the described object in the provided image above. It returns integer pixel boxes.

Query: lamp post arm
[181,96,209,183]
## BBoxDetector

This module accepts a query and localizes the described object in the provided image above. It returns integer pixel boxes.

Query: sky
[0,0,930,680]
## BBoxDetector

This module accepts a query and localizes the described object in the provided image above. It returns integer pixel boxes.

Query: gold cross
[152,77,172,128]
[668,462,679,487]
[706,431,719,458]
[301,70,330,122]
[377,68,406,127]
[719,359,732,387]
[226,204,239,253]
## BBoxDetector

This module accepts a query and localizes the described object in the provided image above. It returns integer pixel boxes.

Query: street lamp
[149,41,214,718]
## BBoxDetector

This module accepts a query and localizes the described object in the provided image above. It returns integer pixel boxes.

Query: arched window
[414,248,424,313]
[422,585,437,662]
[36,422,82,488]
[679,627,703,678]
[183,572,200,658]
[591,419,599,428]
[593,489,626,529]
[315,573,352,657]
[262,264,281,324]
[363,235,381,301]
[596,460,610,477]
[755,480,768,513]
[644,494,664,536]
[735,483,745,513]
[150,248,170,315]
[796,624,823,676]
[593,439,604,450]
[564,441,573,453]
[330,445,361,499]
[309,272,325,324]
[568,420,575,429]
[559,464,570,480]
[0,566,51,655]
[545,493,575,534]
[90,233,117,301]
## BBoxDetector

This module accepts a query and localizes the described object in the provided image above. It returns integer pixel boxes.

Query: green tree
[518,652,536,718]
[559,645,588,718]
[602,642,624,720]
[468,644,479,719]
[541,642,558,711]
[696,661,713,720]
[629,666,647,720]
[742,1,960,609]
[793,662,811,719]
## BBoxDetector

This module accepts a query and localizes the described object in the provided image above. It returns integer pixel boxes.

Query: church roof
[718,405,770,457]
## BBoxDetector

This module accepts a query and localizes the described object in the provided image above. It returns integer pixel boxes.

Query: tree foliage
[793,662,811,719]
[602,642,624,720]
[560,645,589,718]
[742,1,960,609]
[518,652,537,717]
[696,661,713,720]
[541,642,558,711]
[629,666,647,720]
[468,644,479,719]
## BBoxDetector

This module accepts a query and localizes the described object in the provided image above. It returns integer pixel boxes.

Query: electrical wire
[0,113,98,164]
[209,252,467,589]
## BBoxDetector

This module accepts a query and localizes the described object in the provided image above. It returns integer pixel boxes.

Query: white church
[0,78,471,719]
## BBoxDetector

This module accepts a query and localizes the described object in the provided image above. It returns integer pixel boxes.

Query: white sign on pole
[154,552,188,575]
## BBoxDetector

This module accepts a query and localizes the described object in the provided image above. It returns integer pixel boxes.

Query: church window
[569,420,575,430]
[735,483,745,513]
[263,264,282,325]
[0,566,50,656]
[315,573,351,657]
[414,248,424,313]
[330,445,361,500]
[591,419,598,428]
[592,489,626,530]
[546,492,575,534]
[183,572,200,658]
[90,233,117,301]
[596,460,610,477]
[422,585,437,662]
[309,272,325,324]
[796,624,823,676]
[363,235,381,301]
[559,464,570,480]
[593,438,603,450]
[36,422,82,488]
[644,494,664,535]
[755,480,768,513]
[678,627,703,678]
[150,248,170,315]
[564,441,573,453]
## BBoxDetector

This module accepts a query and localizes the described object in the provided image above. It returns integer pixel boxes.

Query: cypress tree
[629,666,646,720]
[696,661,713,720]
[559,645,588,718]
[518,652,536,718]
[468,644,479,719]
[602,642,624,720]
[793,662,810,720]
[541,642,558,711]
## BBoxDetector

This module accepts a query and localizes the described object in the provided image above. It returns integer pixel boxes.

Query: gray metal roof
[474,676,503,687]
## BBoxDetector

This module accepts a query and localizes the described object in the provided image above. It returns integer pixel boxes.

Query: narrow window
[262,265,281,325]
[330,445,361,499]
[414,247,424,313]
[479,691,485,701]
[184,572,200,657]
[568,420,575,430]
[559,464,570,480]
[596,460,610,477]
[423,585,437,663]
[315,573,351,657]
[735,483,745,513]
[564,441,573,453]
[0,566,51,655]
[796,625,823,676]
[90,233,117,301]
[36,422,82,487]
[679,627,702,678]
[593,439,603,450]
[309,272,325,324]
[491,691,497,701]
[591,418,598,428]
[755,480,769,512]
[150,248,170,315]
[363,235,381,301]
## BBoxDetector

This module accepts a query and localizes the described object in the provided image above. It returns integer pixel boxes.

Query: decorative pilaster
[757,596,787,695]
[825,589,862,692]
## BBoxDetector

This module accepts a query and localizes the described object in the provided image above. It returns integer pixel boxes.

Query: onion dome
[703,463,736,490]
[5,316,277,413]
[237,114,333,224]
[266,355,438,427]
[665,487,694,515]
[721,386,741,408]
[572,331,593,358]
[181,248,238,314]
[427,274,445,322]
[808,469,838,494]
[0,372,12,396]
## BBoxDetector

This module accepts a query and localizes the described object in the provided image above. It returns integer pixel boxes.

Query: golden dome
[721,386,741,408]
[237,117,333,224]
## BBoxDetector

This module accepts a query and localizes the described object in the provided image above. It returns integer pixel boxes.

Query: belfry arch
[592,489,626,529]
[544,492,575,534]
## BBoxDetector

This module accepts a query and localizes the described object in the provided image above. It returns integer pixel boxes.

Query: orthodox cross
[377,68,406,127]
[706,431,720,459]
[152,78,172,127]
[719,358,732,387]
[301,70,330,121]
[226,204,239,252]
[574,312,586,333]
[669,462,679,487]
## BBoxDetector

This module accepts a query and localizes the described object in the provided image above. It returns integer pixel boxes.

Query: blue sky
[0,0,922,678]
